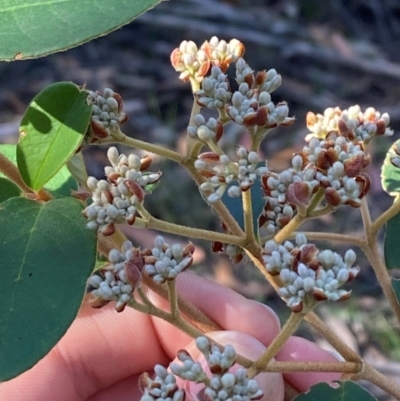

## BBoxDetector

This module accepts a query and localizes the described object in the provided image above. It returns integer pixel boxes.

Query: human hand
[0,272,340,401]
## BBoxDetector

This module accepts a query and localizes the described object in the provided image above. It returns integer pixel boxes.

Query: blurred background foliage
[1,0,400,397]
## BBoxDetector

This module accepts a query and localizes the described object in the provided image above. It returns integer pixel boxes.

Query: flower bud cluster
[187,114,223,143]
[84,147,160,235]
[140,365,185,401]
[306,105,393,144]
[196,148,267,203]
[260,159,318,234]
[299,132,371,208]
[236,58,282,94]
[87,240,143,312]
[87,88,127,140]
[195,66,231,109]
[170,37,244,84]
[147,336,262,401]
[227,85,293,130]
[263,233,359,312]
[143,236,195,284]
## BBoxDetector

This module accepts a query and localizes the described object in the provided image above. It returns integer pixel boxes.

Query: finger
[173,331,284,401]
[148,272,281,358]
[276,336,341,392]
[0,296,169,401]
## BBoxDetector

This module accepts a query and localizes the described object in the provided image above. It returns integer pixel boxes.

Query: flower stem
[360,198,400,324]
[305,312,361,363]
[247,312,304,378]
[291,231,366,248]
[116,134,184,164]
[361,362,400,400]
[266,360,360,373]
[371,194,400,233]
[242,189,256,243]
[134,216,245,246]
[273,214,305,244]
[167,280,179,318]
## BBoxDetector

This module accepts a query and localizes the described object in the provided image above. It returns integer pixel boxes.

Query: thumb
[171,331,284,401]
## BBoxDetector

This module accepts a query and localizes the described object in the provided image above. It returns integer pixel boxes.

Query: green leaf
[17,82,91,191]
[391,278,400,304]
[293,381,377,401]
[384,210,400,270]
[0,0,163,61]
[0,177,21,203]
[0,197,97,381]
[221,179,265,237]
[0,144,78,197]
[381,139,400,196]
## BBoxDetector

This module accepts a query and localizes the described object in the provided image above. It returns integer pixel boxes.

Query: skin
[0,272,340,401]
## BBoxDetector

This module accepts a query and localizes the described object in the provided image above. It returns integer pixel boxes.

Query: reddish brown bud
[355,174,371,198]
[286,181,311,206]
[214,121,224,143]
[243,112,257,127]
[72,190,91,201]
[126,214,136,225]
[107,172,120,184]
[101,223,115,236]
[300,244,319,264]
[325,187,342,207]
[118,113,129,125]
[243,72,254,87]
[375,120,386,136]
[91,120,109,139]
[124,259,142,289]
[339,291,352,301]
[344,154,366,177]
[140,155,152,171]
[290,301,304,313]
[255,70,267,86]
[112,92,124,113]
[198,152,220,162]
[89,297,110,309]
[124,180,145,202]
[312,288,328,301]
[256,106,268,127]
[212,241,224,253]
[144,255,158,264]
[103,189,114,204]
[183,243,195,256]
[198,170,215,179]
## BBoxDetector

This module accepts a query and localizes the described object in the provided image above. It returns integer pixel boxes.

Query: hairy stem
[242,189,256,243]
[305,312,362,363]
[114,133,184,164]
[266,360,360,373]
[167,280,179,318]
[291,231,366,248]
[361,362,400,400]
[273,214,305,244]
[360,198,400,324]
[247,312,304,378]
[134,216,246,246]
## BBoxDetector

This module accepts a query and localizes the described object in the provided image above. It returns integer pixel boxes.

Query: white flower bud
[344,249,356,266]
[227,185,241,198]
[221,372,235,388]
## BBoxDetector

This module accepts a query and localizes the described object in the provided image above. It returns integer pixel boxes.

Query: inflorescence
[87,236,194,312]
[263,233,360,312]
[140,336,263,401]
[84,146,160,235]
